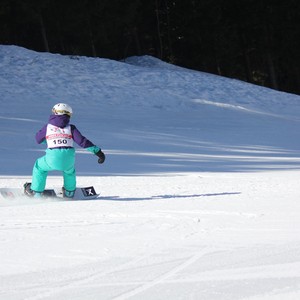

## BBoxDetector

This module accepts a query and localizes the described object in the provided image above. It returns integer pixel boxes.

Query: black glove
[96,150,105,164]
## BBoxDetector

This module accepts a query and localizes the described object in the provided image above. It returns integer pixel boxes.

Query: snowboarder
[24,103,105,198]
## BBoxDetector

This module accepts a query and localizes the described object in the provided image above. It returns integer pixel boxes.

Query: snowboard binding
[62,187,75,198]
[24,182,42,198]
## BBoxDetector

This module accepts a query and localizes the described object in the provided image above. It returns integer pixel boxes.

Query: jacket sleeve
[35,125,47,144]
[71,125,100,154]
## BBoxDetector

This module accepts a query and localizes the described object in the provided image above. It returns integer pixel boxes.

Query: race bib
[46,124,73,148]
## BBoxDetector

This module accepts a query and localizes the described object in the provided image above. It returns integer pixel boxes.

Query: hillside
[0,46,300,300]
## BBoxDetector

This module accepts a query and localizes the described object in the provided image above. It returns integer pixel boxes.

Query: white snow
[1,45,300,300]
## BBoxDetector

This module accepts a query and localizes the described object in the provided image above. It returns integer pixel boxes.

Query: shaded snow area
[1,45,300,299]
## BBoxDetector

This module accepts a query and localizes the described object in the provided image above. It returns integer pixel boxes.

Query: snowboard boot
[62,187,75,199]
[24,182,42,198]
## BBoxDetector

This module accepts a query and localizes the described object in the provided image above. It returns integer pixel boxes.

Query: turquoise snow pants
[31,148,76,192]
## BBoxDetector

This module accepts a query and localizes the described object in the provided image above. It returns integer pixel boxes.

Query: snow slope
[0,45,300,299]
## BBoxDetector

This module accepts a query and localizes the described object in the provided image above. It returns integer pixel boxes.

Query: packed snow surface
[0,45,300,299]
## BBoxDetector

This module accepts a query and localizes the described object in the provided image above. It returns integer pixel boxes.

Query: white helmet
[52,103,73,117]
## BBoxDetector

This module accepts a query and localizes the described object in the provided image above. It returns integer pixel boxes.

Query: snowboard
[0,186,99,201]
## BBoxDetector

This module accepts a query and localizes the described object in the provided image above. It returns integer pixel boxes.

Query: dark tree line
[1,0,300,94]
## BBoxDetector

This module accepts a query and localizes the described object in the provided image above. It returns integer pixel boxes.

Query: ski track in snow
[111,249,213,300]
[18,249,213,300]
[21,255,149,300]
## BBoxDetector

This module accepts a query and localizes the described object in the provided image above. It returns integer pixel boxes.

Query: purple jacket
[36,115,95,149]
